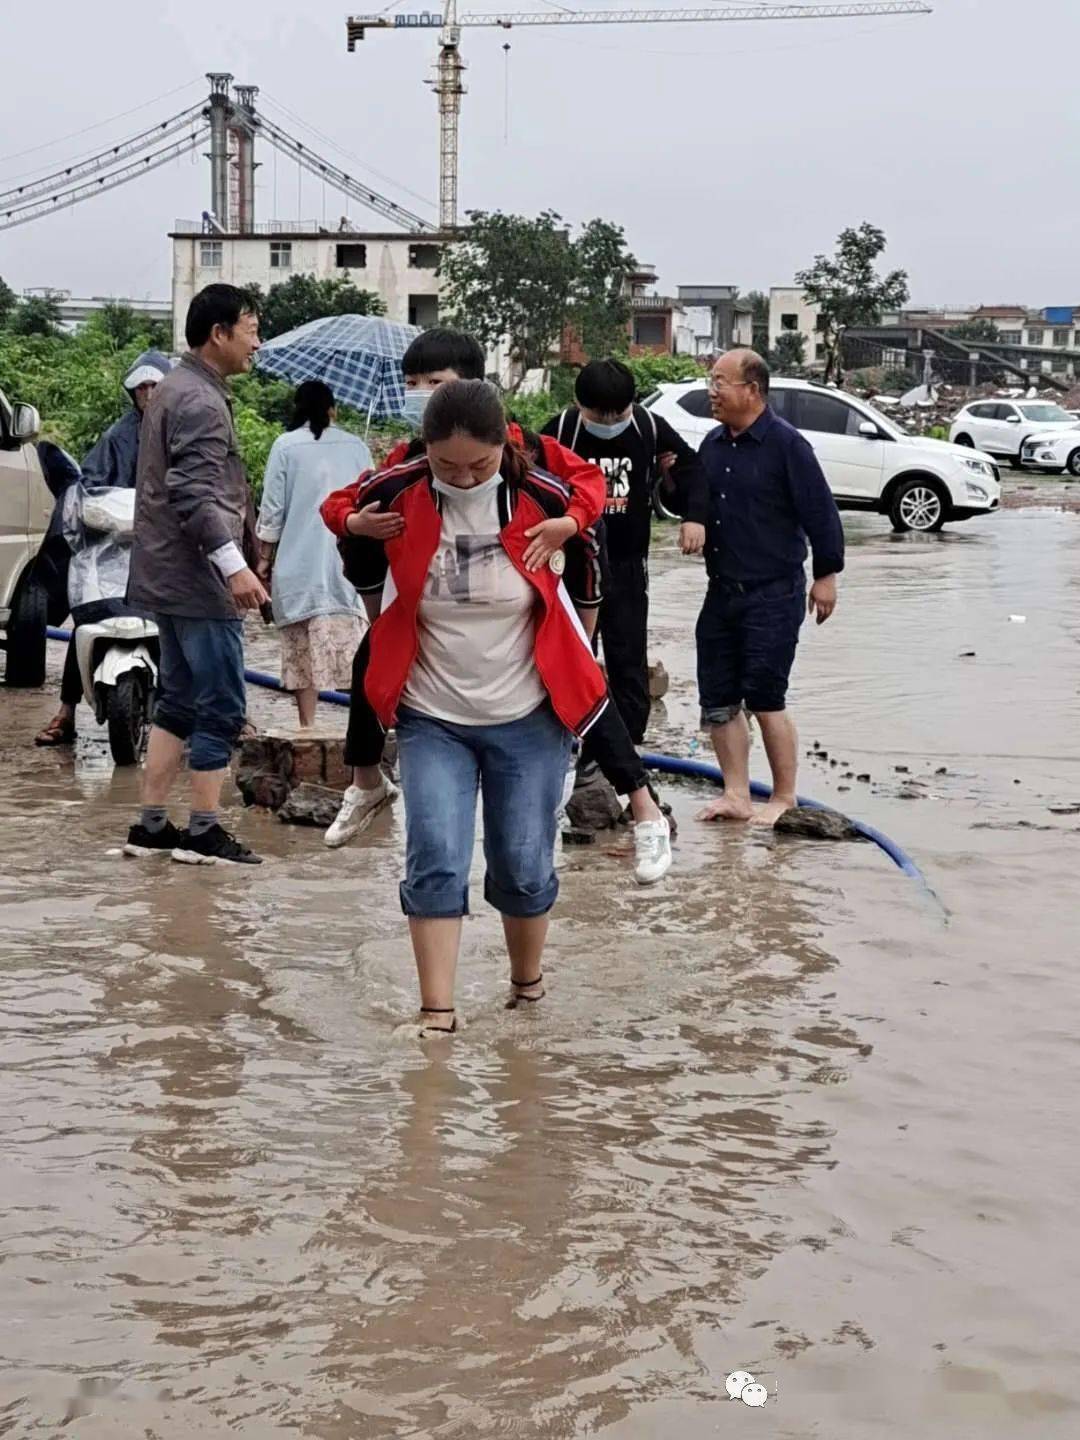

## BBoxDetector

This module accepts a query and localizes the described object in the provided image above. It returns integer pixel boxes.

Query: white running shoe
[633,816,672,885]
[324,777,397,848]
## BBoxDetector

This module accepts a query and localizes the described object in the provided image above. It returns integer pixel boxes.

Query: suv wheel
[954,433,974,447]
[1067,448,1080,478]
[889,478,947,534]
[4,572,48,687]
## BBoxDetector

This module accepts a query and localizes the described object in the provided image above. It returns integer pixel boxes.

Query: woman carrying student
[344,379,648,1035]
[319,329,673,889]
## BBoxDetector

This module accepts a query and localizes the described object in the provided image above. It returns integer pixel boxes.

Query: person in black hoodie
[542,358,708,749]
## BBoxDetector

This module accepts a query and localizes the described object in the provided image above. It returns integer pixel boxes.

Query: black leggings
[60,636,82,707]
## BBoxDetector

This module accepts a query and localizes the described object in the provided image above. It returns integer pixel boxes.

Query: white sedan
[1019,430,1080,476]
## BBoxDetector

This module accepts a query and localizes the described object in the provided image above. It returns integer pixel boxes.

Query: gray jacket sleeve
[164,394,235,554]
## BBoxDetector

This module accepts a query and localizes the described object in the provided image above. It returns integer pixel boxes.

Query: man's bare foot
[698,793,754,822]
[752,796,796,827]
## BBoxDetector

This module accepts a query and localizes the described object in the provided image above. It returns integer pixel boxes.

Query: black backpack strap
[629,403,660,484]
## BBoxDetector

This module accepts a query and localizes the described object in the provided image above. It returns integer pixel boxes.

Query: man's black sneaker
[171,824,263,866]
[123,820,185,857]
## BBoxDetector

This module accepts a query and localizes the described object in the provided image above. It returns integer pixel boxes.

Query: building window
[408,294,439,328]
[815,342,827,360]
[814,313,827,332]
[199,240,222,268]
[408,243,441,270]
[335,242,368,269]
[1051,356,1068,373]
[270,241,292,270]
[780,312,799,331]
[1000,330,1021,344]
[1026,328,1044,346]
[1053,329,1070,348]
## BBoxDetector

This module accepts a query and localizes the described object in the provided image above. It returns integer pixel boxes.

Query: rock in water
[648,660,670,700]
[774,806,866,841]
[278,783,346,828]
[565,768,623,832]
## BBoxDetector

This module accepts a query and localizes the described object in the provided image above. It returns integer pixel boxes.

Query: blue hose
[47,629,931,891]
[639,751,928,885]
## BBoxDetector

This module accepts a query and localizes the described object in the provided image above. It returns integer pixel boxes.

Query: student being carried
[319,329,672,885]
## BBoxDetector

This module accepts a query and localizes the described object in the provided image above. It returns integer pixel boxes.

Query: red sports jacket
[319,423,605,542]
[345,454,609,741]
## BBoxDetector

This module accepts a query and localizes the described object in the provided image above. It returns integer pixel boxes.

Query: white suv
[948,398,1079,467]
[645,377,1000,533]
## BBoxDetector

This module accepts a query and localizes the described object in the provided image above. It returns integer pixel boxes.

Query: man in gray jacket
[124,284,267,865]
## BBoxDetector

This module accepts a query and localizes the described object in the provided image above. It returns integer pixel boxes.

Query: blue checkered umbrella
[254,314,421,421]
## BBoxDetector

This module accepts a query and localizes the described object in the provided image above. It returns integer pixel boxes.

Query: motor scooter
[75,612,159,765]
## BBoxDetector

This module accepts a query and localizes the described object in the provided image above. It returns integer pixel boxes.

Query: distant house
[769,287,826,365]
[169,219,449,351]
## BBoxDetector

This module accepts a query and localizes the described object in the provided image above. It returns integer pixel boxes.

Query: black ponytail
[289,379,335,440]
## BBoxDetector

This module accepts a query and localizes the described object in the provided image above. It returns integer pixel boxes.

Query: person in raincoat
[34,349,171,747]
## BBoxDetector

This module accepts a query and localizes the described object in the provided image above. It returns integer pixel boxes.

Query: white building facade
[169,223,451,349]
[768,286,825,365]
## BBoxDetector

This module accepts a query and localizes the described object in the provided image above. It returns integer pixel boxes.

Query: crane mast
[347,2,932,229]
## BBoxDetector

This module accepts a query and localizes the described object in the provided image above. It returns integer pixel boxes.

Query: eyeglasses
[706,377,752,394]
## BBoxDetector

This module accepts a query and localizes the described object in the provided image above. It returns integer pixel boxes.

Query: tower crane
[347,1,933,229]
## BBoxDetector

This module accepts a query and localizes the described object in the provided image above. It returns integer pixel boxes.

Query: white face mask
[583,416,633,440]
[431,471,502,501]
[401,389,435,429]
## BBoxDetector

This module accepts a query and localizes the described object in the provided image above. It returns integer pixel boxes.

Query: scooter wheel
[107,672,147,766]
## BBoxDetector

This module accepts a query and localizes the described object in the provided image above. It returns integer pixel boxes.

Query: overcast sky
[0,0,1072,309]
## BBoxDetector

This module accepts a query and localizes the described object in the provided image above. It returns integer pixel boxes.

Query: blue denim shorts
[396,703,572,920]
[696,575,805,725]
[153,615,246,772]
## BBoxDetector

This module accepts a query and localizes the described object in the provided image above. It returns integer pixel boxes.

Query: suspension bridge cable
[255,114,434,231]
[258,90,436,214]
[0,104,207,209]
[0,129,208,232]
[0,77,203,174]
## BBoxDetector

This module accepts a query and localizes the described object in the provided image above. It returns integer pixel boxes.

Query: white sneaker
[633,816,672,885]
[324,777,397,848]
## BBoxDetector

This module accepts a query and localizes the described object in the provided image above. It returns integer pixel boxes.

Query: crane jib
[347,2,932,34]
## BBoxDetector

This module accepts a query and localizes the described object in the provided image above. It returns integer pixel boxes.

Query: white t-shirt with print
[401,475,547,726]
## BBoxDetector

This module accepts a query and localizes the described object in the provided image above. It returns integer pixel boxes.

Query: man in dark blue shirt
[695,349,844,825]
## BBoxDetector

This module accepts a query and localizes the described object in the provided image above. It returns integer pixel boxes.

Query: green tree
[9,293,62,337]
[743,289,770,355]
[246,273,386,341]
[772,330,807,372]
[568,218,635,361]
[951,318,1000,344]
[95,301,143,348]
[795,222,909,384]
[0,274,17,330]
[441,210,578,386]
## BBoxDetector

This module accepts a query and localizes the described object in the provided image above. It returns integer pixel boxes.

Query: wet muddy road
[1,506,1077,1438]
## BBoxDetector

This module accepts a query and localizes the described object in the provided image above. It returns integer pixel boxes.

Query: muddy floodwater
[2,504,1078,1438]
